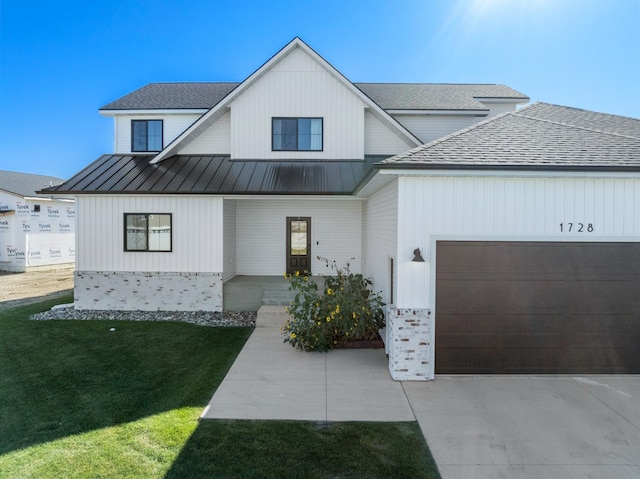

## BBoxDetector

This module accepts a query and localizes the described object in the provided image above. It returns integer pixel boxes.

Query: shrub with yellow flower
[281,257,385,352]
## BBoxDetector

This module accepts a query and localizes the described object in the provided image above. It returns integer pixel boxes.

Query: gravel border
[30,306,256,327]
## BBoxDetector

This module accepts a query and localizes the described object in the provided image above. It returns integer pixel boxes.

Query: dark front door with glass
[286,217,311,275]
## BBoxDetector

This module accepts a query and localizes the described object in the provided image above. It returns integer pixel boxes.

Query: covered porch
[223,274,325,312]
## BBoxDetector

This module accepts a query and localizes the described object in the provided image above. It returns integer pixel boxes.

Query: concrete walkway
[404,376,640,479]
[202,306,414,422]
[202,306,640,478]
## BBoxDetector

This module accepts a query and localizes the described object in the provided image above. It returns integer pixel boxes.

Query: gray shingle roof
[380,103,640,170]
[43,155,387,195]
[100,83,239,110]
[99,82,528,112]
[0,170,68,198]
[355,83,528,110]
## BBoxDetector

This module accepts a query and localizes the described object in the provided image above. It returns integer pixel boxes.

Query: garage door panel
[436,241,640,374]
[437,242,638,275]
[505,347,640,374]
[438,280,638,315]
[436,350,498,373]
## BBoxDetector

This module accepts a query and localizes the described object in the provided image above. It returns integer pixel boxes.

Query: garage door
[436,241,640,374]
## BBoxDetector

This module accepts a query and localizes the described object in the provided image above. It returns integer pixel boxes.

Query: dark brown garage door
[436,241,640,374]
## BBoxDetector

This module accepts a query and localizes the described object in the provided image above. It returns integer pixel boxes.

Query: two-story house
[46,38,640,379]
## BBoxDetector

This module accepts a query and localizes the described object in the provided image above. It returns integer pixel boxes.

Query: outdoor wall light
[412,248,425,262]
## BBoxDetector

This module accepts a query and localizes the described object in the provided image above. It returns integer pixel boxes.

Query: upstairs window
[132,120,163,152]
[272,118,323,151]
[124,213,172,252]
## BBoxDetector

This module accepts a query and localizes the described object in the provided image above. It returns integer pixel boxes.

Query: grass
[0,295,440,478]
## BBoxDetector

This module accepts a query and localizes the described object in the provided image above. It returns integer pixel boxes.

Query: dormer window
[132,120,163,152]
[272,118,323,151]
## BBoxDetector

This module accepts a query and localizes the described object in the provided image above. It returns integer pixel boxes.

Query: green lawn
[0,296,440,478]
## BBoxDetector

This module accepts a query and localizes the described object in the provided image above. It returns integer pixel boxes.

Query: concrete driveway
[403,376,640,479]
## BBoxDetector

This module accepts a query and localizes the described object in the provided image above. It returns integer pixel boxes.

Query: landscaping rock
[30,306,256,327]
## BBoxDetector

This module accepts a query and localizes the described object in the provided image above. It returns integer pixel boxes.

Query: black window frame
[272,117,323,152]
[124,213,173,252]
[131,119,163,152]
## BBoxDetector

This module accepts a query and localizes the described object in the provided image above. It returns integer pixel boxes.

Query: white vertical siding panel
[391,115,477,144]
[77,196,223,273]
[537,180,545,235]
[236,198,362,276]
[614,180,626,235]
[574,180,586,226]
[635,182,640,235]
[364,112,415,155]
[584,179,596,234]
[544,179,557,236]
[603,181,615,233]
[222,199,237,282]
[396,176,640,308]
[362,180,398,304]
[476,101,520,117]
[179,111,231,155]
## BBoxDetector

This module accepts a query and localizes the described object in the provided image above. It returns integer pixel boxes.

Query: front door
[286,217,311,275]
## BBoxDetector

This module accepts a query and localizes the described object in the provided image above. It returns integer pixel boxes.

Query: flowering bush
[282,257,385,352]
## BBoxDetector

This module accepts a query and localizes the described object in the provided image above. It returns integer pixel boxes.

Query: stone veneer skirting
[74,271,223,312]
[387,307,433,381]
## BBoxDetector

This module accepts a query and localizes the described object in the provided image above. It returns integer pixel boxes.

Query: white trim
[474,97,529,104]
[72,193,364,201]
[100,109,208,116]
[386,109,488,116]
[379,168,640,179]
[151,38,422,164]
[24,196,74,203]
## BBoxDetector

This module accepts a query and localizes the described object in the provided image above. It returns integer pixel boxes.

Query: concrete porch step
[262,289,295,306]
[256,305,289,328]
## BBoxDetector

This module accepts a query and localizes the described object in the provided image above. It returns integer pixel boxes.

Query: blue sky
[1,0,639,179]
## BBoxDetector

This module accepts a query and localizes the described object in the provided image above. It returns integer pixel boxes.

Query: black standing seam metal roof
[42,155,389,195]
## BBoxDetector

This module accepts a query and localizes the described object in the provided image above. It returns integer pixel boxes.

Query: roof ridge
[144,81,241,85]
[535,101,640,123]
[513,105,640,141]
[354,82,502,86]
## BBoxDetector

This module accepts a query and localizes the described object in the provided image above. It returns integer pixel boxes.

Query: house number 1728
[559,223,594,233]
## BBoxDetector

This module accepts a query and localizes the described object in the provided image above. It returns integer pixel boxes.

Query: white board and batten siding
[76,195,223,272]
[235,198,363,276]
[395,175,640,309]
[229,47,366,160]
[114,114,201,154]
[479,100,521,117]
[362,179,398,306]
[364,112,415,156]
[391,115,478,145]
[179,111,231,155]
[222,199,236,282]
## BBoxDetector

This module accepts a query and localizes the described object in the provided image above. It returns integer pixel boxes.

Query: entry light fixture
[412,248,425,262]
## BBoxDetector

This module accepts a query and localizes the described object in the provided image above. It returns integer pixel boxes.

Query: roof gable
[151,37,422,163]
[380,102,640,171]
